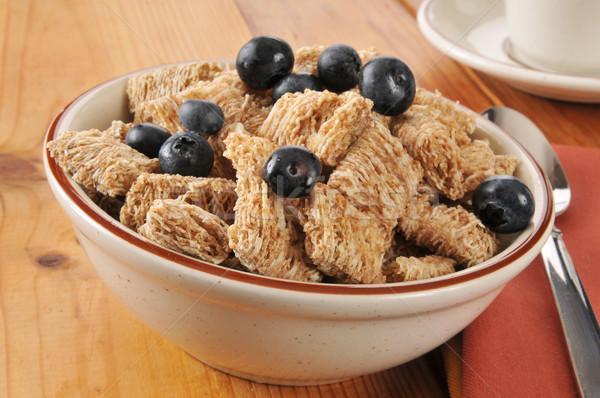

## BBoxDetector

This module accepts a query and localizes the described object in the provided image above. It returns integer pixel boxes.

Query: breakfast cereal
[47,41,521,284]
[383,255,456,283]
[138,199,231,264]
[47,121,159,197]
[327,118,423,225]
[302,183,389,284]
[398,189,498,267]
[223,128,323,282]
[389,88,517,200]
[127,61,224,112]
[257,90,373,166]
[293,45,379,75]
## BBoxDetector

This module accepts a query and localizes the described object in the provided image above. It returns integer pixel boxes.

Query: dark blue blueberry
[262,145,321,198]
[472,175,535,234]
[236,36,294,91]
[317,44,361,93]
[272,72,323,102]
[178,99,224,136]
[158,132,214,177]
[125,123,171,158]
[358,55,416,116]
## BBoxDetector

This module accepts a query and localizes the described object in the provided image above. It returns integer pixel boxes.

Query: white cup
[504,0,600,76]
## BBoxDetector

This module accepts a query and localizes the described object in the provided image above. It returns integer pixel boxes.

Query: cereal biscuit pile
[389,89,517,200]
[328,119,423,225]
[293,45,379,75]
[127,61,224,112]
[138,199,231,264]
[133,79,270,135]
[302,183,389,284]
[47,121,159,197]
[257,90,373,166]
[48,46,520,284]
[223,128,323,282]
[120,173,236,230]
[399,189,498,266]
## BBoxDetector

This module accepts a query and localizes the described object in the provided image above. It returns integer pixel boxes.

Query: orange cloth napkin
[458,144,600,397]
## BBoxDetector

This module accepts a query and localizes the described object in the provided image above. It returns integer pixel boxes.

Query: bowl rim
[43,67,555,296]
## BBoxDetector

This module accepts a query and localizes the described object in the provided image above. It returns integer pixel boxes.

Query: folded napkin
[453,144,600,398]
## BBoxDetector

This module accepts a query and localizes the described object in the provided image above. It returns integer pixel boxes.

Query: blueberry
[236,35,294,91]
[158,132,214,177]
[263,145,321,198]
[178,99,224,136]
[125,123,171,158]
[472,175,535,234]
[358,55,416,116]
[272,72,323,102]
[317,44,362,93]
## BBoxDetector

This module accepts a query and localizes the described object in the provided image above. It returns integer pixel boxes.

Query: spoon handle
[541,227,600,398]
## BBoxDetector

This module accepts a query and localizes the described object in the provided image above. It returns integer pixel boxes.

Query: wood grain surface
[1,0,599,397]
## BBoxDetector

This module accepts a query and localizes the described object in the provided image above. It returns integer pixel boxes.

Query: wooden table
[2,0,599,396]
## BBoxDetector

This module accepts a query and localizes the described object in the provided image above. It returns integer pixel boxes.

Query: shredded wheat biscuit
[103,120,133,141]
[134,79,269,134]
[384,255,456,282]
[410,88,476,144]
[293,45,379,75]
[211,68,273,108]
[223,130,322,282]
[223,127,280,176]
[178,178,237,224]
[303,183,387,284]
[398,191,498,266]
[138,199,230,264]
[120,173,199,230]
[460,139,518,192]
[47,127,159,197]
[390,89,515,200]
[358,47,380,65]
[227,177,321,282]
[293,45,325,74]
[205,123,245,180]
[127,61,224,112]
[120,173,234,230]
[494,154,518,176]
[134,81,270,179]
[391,112,465,200]
[328,120,423,226]
[258,90,374,166]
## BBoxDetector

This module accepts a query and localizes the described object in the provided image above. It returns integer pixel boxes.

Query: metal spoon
[483,106,600,398]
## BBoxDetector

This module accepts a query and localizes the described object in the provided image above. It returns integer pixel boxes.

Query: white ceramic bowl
[43,67,554,386]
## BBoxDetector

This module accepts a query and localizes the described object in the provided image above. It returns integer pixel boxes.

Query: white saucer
[417,0,600,103]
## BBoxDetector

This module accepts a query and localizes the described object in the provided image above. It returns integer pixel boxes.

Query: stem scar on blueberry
[159,132,214,177]
[473,175,534,234]
[482,203,506,227]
